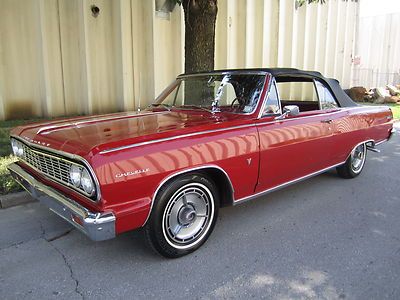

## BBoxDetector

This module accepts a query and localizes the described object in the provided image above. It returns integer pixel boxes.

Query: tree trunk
[182,0,218,73]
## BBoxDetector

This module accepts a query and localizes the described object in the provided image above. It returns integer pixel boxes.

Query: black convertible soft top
[180,68,358,108]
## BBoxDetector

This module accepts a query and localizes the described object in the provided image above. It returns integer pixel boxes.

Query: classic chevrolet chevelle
[8,68,394,257]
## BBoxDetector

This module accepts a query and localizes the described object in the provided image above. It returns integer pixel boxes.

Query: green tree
[177,0,356,73]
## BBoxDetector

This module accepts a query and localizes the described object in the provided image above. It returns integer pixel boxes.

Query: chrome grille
[11,138,98,201]
[21,143,73,185]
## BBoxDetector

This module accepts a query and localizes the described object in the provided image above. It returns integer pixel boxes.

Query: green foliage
[296,0,326,8]
[296,0,358,8]
[0,155,22,195]
[384,104,400,120]
[0,118,45,194]
[0,118,43,157]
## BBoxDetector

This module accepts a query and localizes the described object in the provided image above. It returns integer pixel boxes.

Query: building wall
[353,13,400,88]
[0,0,359,121]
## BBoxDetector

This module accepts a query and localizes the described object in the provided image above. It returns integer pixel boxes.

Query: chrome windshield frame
[153,71,268,115]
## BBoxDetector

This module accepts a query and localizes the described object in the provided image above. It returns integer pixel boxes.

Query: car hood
[12,110,240,157]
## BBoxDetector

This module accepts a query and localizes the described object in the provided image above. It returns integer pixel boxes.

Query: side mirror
[275,105,300,120]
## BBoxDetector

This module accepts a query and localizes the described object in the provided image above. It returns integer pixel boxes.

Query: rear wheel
[337,143,367,179]
[145,173,219,258]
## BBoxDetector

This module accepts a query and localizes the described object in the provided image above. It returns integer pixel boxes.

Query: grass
[0,118,44,195]
[0,155,20,195]
[388,104,400,120]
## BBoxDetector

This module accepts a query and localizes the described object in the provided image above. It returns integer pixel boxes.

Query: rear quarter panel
[331,106,393,163]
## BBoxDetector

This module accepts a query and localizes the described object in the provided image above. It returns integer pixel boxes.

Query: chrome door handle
[321,119,333,124]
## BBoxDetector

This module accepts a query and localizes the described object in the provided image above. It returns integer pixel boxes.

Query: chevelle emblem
[22,136,50,147]
[115,168,150,178]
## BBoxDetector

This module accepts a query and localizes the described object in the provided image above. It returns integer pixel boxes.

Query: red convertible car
[8,68,394,257]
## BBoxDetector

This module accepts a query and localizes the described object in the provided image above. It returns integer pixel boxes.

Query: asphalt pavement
[1,133,400,299]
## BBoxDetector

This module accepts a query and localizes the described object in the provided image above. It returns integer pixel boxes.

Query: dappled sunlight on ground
[210,269,342,299]
[369,211,387,218]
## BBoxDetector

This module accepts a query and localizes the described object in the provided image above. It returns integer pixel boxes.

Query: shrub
[0,155,22,195]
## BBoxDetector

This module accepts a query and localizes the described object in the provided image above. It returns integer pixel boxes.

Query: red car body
[8,69,394,245]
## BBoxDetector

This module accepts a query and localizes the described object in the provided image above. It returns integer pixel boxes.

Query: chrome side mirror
[275,105,300,120]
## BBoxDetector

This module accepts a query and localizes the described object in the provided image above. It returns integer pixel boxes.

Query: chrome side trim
[256,109,349,127]
[234,162,346,205]
[102,110,348,155]
[375,139,387,146]
[141,164,235,226]
[99,124,256,154]
[8,163,115,241]
[10,135,102,202]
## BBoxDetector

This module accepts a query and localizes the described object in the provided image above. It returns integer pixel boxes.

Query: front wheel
[336,143,367,179]
[144,173,219,258]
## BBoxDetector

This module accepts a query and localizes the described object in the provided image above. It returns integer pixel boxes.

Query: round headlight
[69,165,82,187]
[11,139,19,156]
[11,140,24,157]
[81,168,94,195]
[17,142,24,157]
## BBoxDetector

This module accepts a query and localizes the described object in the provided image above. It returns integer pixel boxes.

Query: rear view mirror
[275,105,300,120]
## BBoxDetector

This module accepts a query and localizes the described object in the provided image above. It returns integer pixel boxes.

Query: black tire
[336,143,367,179]
[144,173,219,258]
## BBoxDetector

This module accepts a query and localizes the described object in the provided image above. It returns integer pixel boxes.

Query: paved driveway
[1,134,400,299]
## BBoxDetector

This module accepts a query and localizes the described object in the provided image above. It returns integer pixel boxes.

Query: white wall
[216,0,358,87]
[353,13,400,88]
[0,0,359,121]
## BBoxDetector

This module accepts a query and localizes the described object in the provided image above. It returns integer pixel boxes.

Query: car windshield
[153,73,266,114]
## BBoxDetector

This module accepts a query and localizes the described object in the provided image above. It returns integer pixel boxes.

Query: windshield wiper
[179,105,212,113]
[149,103,172,111]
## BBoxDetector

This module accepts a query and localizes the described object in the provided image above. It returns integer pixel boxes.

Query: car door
[255,78,337,193]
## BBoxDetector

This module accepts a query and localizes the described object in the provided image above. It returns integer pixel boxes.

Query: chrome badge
[22,136,51,147]
[115,168,150,178]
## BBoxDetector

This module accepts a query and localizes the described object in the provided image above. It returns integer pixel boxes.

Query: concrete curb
[0,191,36,209]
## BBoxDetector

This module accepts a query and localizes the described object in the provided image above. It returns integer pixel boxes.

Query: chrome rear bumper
[389,127,396,141]
[7,163,115,241]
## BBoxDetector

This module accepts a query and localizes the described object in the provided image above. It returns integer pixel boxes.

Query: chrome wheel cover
[162,182,214,249]
[350,144,366,173]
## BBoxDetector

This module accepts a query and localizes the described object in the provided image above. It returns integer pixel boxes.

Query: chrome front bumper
[7,163,115,241]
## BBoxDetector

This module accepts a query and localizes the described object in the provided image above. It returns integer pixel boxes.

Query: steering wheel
[230,98,240,108]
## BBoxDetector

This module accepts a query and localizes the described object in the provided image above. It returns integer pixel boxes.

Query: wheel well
[345,140,373,160]
[154,167,234,208]
[197,168,234,207]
